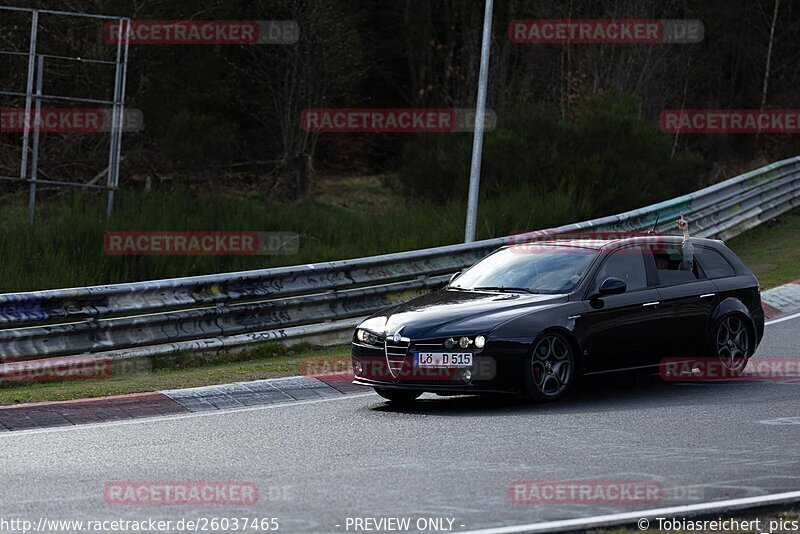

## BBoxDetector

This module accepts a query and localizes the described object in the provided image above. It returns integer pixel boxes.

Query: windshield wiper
[473,286,539,294]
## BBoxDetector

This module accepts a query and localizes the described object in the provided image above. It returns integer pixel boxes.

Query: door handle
[642,301,660,308]
[700,293,716,299]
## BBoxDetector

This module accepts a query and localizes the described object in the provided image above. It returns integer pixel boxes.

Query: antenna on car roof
[648,212,660,234]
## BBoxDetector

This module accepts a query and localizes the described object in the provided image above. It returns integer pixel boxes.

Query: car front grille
[414,340,446,349]
[384,339,410,378]
[383,337,480,379]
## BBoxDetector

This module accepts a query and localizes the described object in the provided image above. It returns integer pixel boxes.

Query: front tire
[524,332,575,402]
[374,388,422,403]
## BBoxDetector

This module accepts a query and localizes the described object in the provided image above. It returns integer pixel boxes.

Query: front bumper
[352,375,516,395]
[351,341,524,395]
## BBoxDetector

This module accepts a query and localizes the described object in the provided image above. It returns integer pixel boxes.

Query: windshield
[451,245,598,294]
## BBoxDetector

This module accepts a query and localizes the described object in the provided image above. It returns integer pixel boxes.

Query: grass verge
[0,343,351,406]
[727,207,800,289]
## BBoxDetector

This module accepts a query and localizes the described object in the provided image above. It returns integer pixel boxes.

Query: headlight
[355,329,381,346]
[448,335,484,349]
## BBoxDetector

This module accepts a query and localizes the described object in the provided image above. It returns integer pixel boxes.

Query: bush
[398,93,704,217]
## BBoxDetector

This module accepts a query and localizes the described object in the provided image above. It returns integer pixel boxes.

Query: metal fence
[0,5,130,222]
[0,156,798,374]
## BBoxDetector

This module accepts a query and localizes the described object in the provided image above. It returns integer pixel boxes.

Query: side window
[651,245,699,286]
[695,247,736,278]
[593,247,648,293]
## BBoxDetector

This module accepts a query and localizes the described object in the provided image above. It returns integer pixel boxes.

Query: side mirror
[448,271,461,286]
[593,277,627,298]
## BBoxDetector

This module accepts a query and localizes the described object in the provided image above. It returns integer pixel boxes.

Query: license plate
[414,352,472,368]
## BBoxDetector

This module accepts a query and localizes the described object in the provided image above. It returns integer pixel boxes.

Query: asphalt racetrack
[1,314,799,533]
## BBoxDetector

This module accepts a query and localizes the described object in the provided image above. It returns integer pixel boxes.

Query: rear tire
[523,332,575,402]
[374,388,422,403]
[712,314,752,377]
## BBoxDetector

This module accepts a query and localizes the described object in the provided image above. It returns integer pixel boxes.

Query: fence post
[19,10,39,211]
[28,54,44,226]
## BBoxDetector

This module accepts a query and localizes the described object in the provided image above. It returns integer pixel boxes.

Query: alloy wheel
[530,334,573,398]
[716,315,750,372]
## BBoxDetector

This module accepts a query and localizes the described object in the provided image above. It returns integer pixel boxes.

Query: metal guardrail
[0,156,799,369]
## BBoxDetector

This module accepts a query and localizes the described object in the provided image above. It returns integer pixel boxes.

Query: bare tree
[235,0,364,199]
[761,0,781,109]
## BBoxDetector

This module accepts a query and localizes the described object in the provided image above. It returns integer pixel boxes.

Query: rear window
[695,247,736,278]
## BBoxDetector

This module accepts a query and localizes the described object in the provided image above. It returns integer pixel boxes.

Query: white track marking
[459,490,800,533]
[766,311,800,326]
